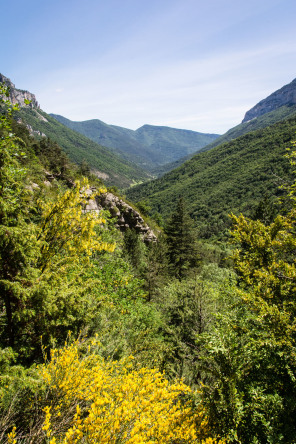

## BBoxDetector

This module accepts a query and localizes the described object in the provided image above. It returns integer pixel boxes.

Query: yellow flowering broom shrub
[38,340,224,443]
[37,178,115,272]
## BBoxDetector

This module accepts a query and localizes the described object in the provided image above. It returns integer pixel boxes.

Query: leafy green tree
[198,145,296,442]
[143,234,169,301]
[0,87,116,359]
[157,265,236,384]
[0,84,39,349]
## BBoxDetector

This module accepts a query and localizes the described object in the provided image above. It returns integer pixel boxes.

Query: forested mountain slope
[50,114,158,170]
[150,105,296,177]
[198,104,296,155]
[197,77,296,155]
[17,108,152,188]
[127,116,296,238]
[2,78,296,443]
[151,78,296,177]
[0,73,151,188]
[51,114,219,170]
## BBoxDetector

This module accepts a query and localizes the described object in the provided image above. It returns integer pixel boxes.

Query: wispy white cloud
[36,40,296,133]
[7,0,294,134]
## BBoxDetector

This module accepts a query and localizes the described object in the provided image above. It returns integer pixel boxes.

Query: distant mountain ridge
[242,77,296,122]
[49,115,158,170]
[50,114,220,171]
[0,73,151,188]
[126,77,296,237]
[127,115,296,238]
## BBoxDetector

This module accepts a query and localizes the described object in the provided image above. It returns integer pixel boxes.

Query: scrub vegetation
[1,83,296,443]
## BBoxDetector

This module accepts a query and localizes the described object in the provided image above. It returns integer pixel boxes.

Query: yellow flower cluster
[38,178,115,271]
[40,341,198,443]
[7,426,17,444]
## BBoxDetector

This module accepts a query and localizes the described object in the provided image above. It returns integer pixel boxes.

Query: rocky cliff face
[242,78,296,123]
[84,190,157,242]
[0,73,39,109]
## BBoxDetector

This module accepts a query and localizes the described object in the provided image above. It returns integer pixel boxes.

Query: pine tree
[164,197,198,279]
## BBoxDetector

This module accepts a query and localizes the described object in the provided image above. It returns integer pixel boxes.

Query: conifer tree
[164,197,198,279]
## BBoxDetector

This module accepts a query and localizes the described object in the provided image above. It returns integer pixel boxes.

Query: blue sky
[2,0,296,133]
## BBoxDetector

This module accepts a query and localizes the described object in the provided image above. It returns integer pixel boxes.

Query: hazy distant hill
[127,116,296,238]
[17,108,152,188]
[50,115,158,170]
[50,115,220,171]
[0,73,153,188]
[134,124,219,164]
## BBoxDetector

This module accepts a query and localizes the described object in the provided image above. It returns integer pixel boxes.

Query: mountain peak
[0,73,40,109]
[242,77,296,123]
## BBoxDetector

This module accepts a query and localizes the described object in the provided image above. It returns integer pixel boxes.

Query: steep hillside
[148,105,296,177]
[197,104,296,155]
[0,73,151,188]
[197,78,296,156]
[17,108,151,188]
[50,114,219,170]
[126,116,296,238]
[242,77,296,122]
[133,124,219,164]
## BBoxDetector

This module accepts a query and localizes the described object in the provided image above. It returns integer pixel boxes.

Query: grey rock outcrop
[242,78,296,123]
[82,190,156,242]
[0,73,39,109]
[97,192,157,242]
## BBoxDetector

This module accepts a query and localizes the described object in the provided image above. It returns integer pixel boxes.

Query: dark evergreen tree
[164,197,198,280]
[143,234,169,301]
[123,229,147,273]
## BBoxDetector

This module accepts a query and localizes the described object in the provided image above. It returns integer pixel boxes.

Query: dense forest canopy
[1,82,296,443]
[127,116,296,239]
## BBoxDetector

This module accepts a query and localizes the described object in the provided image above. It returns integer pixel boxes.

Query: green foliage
[164,198,199,279]
[0,352,41,442]
[123,228,148,273]
[50,115,220,171]
[197,146,296,442]
[3,79,296,443]
[0,88,28,223]
[155,265,237,385]
[127,117,296,239]
[134,199,151,216]
[16,107,151,188]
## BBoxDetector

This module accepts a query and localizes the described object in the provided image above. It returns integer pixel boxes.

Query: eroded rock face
[0,73,39,109]
[242,78,296,123]
[95,192,157,242]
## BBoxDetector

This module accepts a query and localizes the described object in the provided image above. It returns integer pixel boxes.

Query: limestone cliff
[0,73,39,109]
[84,189,157,242]
[242,78,296,123]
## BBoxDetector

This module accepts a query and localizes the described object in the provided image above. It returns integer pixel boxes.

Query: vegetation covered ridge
[50,114,220,172]
[127,115,296,238]
[17,107,152,188]
[1,80,296,443]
